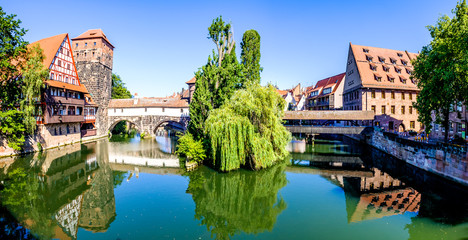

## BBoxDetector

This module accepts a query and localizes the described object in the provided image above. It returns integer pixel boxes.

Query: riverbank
[345,130,468,186]
[0,133,108,159]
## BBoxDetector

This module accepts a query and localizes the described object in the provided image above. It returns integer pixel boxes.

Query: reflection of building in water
[287,140,306,153]
[329,168,420,223]
[79,141,116,233]
[55,194,83,239]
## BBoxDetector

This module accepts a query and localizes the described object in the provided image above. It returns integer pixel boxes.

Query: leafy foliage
[111,73,132,99]
[186,164,287,239]
[176,132,206,163]
[205,84,291,171]
[20,44,48,134]
[0,110,26,150]
[188,17,245,140]
[240,30,263,85]
[0,6,28,83]
[412,0,468,141]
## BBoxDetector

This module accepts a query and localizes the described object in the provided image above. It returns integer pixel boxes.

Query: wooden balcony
[46,95,85,106]
[47,114,84,124]
[83,115,96,123]
[81,129,97,137]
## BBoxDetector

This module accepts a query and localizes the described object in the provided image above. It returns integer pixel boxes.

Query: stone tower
[72,29,114,136]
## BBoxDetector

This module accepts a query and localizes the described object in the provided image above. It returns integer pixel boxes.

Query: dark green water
[0,135,467,240]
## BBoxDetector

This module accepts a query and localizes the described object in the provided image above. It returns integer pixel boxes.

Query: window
[162,107,165,112]
[406,68,412,74]
[409,93,413,100]
[371,105,376,113]
[401,106,405,114]
[65,77,69,83]
[310,90,318,97]
[180,108,184,113]
[390,58,397,64]
[383,65,389,72]
[391,105,395,114]
[410,121,415,129]
[457,123,462,133]
[395,67,401,74]
[85,42,87,47]
[50,72,54,80]
[67,64,70,70]
[323,87,332,94]
[388,75,395,83]
[58,75,62,81]
[370,63,377,71]
[371,90,375,98]
[397,53,403,57]
[57,60,61,66]
[391,91,395,99]
[378,56,385,63]
[401,60,407,66]
[93,52,95,57]
[382,90,385,99]
[84,52,87,57]
[381,106,386,114]
[402,92,405,100]
[54,128,57,135]
[409,106,413,114]
[94,42,96,46]
[366,55,373,62]
[363,48,369,53]
[75,43,78,48]
[400,76,406,84]
[374,74,381,81]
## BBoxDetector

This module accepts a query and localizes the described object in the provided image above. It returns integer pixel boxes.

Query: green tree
[205,84,291,171]
[175,132,206,163]
[412,0,468,142]
[240,29,263,85]
[20,44,48,134]
[188,16,245,140]
[111,73,132,99]
[0,6,27,84]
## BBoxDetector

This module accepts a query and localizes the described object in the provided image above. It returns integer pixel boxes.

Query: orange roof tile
[72,29,114,48]
[29,33,67,69]
[350,43,418,91]
[186,77,196,84]
[45,80,89,94]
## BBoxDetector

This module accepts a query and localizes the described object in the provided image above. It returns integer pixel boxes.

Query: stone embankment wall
[365,130,467,186]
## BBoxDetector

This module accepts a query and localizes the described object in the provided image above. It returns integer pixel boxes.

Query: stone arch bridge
[107,97,189,137]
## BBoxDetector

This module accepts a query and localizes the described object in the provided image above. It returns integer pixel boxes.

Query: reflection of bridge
[107,97,190,137]
[283,110,374,135]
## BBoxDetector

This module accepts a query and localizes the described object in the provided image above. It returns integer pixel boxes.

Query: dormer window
[390,58,397,64]
[401,60,407,66]
[366,54,373,62]
[395,67,401,74]
[370,63,377,71]
[374,73,382,82]
[387,74,395,83]
[406,68,412,74]
[378,56,385,63]
[400,76,407,84]
[382,65,390,72]
[363,48,369,53]
[397,53,403,57]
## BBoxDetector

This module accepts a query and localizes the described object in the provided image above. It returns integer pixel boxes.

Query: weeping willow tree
[205,84,291,171]
[186,164,288,240]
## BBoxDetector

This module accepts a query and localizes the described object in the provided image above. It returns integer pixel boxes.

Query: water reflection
[186,164,288,240]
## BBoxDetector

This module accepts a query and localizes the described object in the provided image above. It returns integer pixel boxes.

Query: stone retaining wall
[365,130,467,185]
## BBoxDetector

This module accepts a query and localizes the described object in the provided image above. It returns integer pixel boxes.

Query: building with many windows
[30,33,90,147]
[306,73,345,110]
[343,43,421,132]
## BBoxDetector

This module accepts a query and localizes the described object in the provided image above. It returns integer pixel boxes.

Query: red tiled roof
[186,77,196,84]
[350,43,419,90]
[45,80,89,93]
[108,97,189,108]
[308,73,346,98]
[29,33,67,70]
[72,29,114,48]
[276,89,289,96]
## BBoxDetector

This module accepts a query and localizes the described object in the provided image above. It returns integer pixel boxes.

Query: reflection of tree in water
[186,164,288,240]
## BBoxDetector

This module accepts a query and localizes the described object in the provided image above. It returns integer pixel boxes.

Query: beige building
[343,43,421,132]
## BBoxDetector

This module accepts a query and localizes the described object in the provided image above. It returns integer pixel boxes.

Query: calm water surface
[0,135,467,240]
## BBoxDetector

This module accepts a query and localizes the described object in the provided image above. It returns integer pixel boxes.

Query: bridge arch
[153,118,186,136]
[108,118,142,134]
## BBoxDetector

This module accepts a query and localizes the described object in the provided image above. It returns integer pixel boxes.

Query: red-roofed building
[29,33,89,147]
[343,43,421,132]
[306,73,345,110]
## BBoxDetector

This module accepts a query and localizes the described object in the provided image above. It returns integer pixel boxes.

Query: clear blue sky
[2,0,460,97]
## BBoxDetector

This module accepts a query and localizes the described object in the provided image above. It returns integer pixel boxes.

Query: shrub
[176,133,206,164]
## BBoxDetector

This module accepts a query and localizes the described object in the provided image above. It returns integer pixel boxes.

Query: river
[0,135,467,240]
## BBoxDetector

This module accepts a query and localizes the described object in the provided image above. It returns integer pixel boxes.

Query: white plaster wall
[108,107,189,117]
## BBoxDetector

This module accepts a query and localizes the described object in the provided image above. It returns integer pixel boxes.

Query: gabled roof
[29,33,89,94]
[308,73,345,98]
[29,33,67,69]
[350,43,418,90]
[186,77,196,84]
[72,29,114,48]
